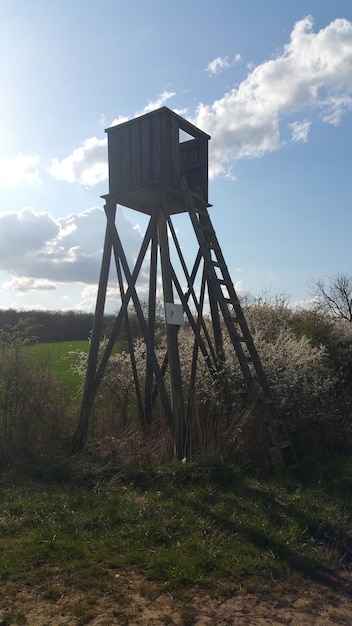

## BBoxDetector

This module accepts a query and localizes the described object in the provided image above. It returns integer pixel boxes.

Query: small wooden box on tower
[105,106,210,215]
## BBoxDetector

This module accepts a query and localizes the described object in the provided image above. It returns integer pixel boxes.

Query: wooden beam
[158,202,186,459]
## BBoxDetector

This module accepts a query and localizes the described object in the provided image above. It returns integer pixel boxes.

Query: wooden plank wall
[106,108,209,207]
[107,109,181,195]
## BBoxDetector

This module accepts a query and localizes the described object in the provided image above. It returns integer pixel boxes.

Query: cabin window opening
[179,128,195,143]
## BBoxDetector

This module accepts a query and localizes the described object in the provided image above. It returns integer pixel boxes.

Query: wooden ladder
[181,178,297,468]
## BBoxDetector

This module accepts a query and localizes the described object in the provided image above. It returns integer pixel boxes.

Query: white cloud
[3,277,57,292]
[79,284,120,312]
[98,113,106,127]
[206,54,242,76]
[49,137,107,186]
[0,207,59,257]
[0,153,40,184]
[196,16,352,176]
[108,115,129,127]
[206,56,231,75]
[136,90,176,115]
[321,94,352,125]
[0,206,145,291]
[289,120,311,142]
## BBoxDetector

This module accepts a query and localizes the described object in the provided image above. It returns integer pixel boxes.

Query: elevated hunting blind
[105,107,209,213]
[71,106,297,468]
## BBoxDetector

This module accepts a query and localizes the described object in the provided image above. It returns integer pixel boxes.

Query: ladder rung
[238,336,253,343]
[246,356,260,366]
[231,318,245,324]
[246,356,260,363]
[229,311,246,320]
[246,358,262,366]
[225,300,246,316]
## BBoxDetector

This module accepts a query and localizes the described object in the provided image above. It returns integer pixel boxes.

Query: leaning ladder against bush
[181,179,297,469]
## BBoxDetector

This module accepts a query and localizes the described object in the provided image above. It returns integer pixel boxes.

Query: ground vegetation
[0,300,352,623]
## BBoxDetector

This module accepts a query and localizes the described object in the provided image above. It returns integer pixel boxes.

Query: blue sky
[0,0,351,313]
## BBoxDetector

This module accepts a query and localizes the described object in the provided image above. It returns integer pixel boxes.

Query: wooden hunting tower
[71,106,296,468]
[105,107,209,213]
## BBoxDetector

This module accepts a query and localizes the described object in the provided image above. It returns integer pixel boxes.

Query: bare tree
[312,272,352,323]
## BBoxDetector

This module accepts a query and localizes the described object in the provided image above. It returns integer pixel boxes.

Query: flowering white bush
[71,303,352,462]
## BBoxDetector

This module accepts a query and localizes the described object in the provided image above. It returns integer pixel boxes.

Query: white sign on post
[165,303,184,326]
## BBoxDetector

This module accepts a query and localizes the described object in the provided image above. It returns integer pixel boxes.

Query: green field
[27,340,89,403]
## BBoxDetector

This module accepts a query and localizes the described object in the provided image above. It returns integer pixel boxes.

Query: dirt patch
[1,570,351,625]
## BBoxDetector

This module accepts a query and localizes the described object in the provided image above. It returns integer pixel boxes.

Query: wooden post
[70,201,116,454]
[144,230,158,430]
[157,201,186,459]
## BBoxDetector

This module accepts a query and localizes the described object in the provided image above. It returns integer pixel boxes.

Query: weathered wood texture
[105,107,210,214]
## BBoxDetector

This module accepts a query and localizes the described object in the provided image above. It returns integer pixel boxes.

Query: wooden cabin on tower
[104,106,210,213]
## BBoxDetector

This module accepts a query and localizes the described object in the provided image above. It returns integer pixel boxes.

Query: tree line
[0,309,114,343]
[0,270,350,343]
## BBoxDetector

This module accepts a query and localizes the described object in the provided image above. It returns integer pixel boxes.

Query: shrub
[71,302,352,464]
[0,320,70,459]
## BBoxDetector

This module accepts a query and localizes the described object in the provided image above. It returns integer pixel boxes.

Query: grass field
[26,340,89,403]
[0,454,351,623]
[1,340,352,623]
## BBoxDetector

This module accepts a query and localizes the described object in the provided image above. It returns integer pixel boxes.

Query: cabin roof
[105,106,211,141]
